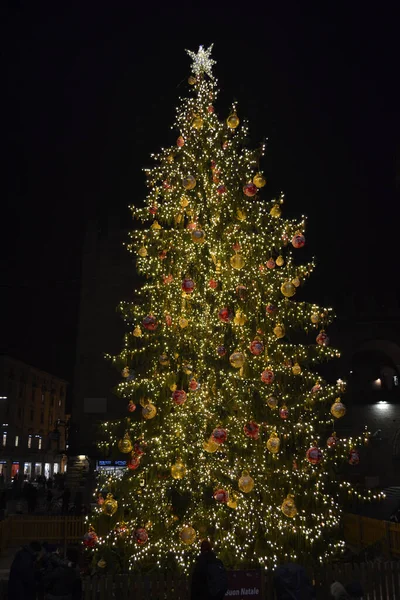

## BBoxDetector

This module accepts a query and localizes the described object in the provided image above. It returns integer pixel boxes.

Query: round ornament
[192,115,204,130]
[349,449,360,466]
[165,314,172,326]
[103,493,118,517]
[292,232,305,249]
[230,253,245,270]
[253,173,266,188]
[127,455,141,470]
[292,362,302,375]
[171,459,187,480]
[214,488,229,503]
[238,470,254,493]
[306,446,322,465]
[217,345,227,357]
[211,427,227,445]
[143,315,158,331]
[179,316,189,329]
[172,390,187,405]
[281,281,296,298]
[233,311,247,326]
[261,369,275,384]
[133,326,142,337]
[83,529,98,548]
[249,339,264,356]
[188,75,196,85]
[135,528,148,545]
[138,246,148,257]
[121,367,130,378]
[230,351,245,369]
[149,205,157,215]
[217,184,227,194]
[159,355,170,366]
[244,421,260,440]
[182,278,195,294]
[227,494,239,509]
[273,323,285,339]
[310,313,320,324]
[189,378,199,391]
[330,398,346,419]
[243,183,257,197]
[191,229,205,244]
[218,307,233,323]
[327,433,337,448]
[316,331,330,346]
[209,279,218,289]
[183,175,196,190]
[266,431,280,454]
[279,405,289,420]
[266,258,276,269]
[180,526,196,545]
[118,433,133,454]
[163,180,171,190]
[212,173,220,184]
[177,135,185,147]
[267,396,278,409]
[292,277,301,288]
[276,255,285,267]
[203,438,219,453]
[270,204,281,218]
[127,401,136,413]
[281,494,297,518]
[142,401,157,420]
[266,303,277,315]
[207,105,214,113]
[227,113,240,129]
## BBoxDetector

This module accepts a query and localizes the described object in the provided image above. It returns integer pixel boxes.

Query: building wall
[0,355,68,481]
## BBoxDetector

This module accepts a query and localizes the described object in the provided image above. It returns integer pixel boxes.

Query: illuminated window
[28,435,32,449]
[15,435,19,447]
[2,433,6,446]
[394,376,399,387]
[38,437,42,450]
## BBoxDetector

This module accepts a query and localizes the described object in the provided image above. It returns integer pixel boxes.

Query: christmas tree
[88,45,375,572]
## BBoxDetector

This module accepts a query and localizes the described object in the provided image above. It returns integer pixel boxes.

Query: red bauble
[243,183,257,197]
[217,346,227,357]
[261,369,275,384]
[135,527,148,545]
[249,340,264,356]
[165,314,172,326]
[163,180,171,190]
[349,449,360,466]
[83,530,98,548]
[182,278,195,293]
[316,331,330,346]
[187,222,197,230]
[236,285,248,301]
[177,136,185,147]
[211,427,227,444]
[127,401,136,413]
[127,455,141,470]
[133,441,146,456]
[217,184,226,194]
[244,421,260,439]
[292,233,305,249]
[172,390,187,405]
[232,242,241,252]
[327,435,337,448]
[212,173,220,184]
[207,105,214,113]
[163,274,173,285]
[266,304,277,315]
[209,279,218,289]
[214,489,229,503]
[266,258,276,269]
[218,307,233,323]
[189,379,199,391]
[149,205,157,215]
[279,406,289,419]
[306,446,322,465]
[143,315,158,331]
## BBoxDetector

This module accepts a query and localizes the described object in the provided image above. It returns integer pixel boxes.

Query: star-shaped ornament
[186,44,216,78]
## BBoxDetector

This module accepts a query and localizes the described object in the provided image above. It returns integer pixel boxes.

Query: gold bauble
[281,494,297,518]
[330,398,346,419]
[203,438,219,453]
[171,459,187,480]
[281,281,296,298]
[188,76,196,85]
[273,324,285,339]
[191,229,205,244]
[266,431,280,454]
[142,402,157,420]
[292,362,302,375]
[151,220,161,230]
[236,209,246,221]
[227,493,239,509]
[229,351,245,369]
[270,204,281,218]
[180,525,196,545]
[267,396,278,409]
[227,112,240,129]
[121,367,130,378]
[138,246,148,257]
[238,470,254,493]
[118,433,133,454]
[180,196,190,208]
[103,493,118,517]
[253,173,266,188]
[276,255,285,266]
[310,313,320,324]
[97,558,107,568]
[230,253,245,270]
[233,311,247,326]
[133,326,142,337]
[183,175,196,190]
[179,316,189,329]
[292,277,301,288]
[159,354,170,366]
[192,115,204,130]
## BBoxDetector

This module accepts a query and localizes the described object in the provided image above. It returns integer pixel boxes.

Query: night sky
[2,4,399,383]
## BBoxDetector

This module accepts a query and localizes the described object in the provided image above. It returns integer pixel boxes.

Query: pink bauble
[249,340,264,356]
[172,390,187,405]
[135,528,148,545]
[211,427,227,444]
[177,136,185,147]
[316,331,330,346]
[209,279,218,289]
[143,315,158,331]
[244,421,260,440]
[208,105,214,113]
[306,446,322,465]
[217,184,226,195]
[218,307,233,323]
[292,233,305,248]
[327,435,337,448]
[243,183,257,197]
[266,304,277,315]
[189,379,199,391]
[182,278,195,293]
[214,489,229,503]
[279,406,289,419]
[266,258,276,269]
[261,369,275,384]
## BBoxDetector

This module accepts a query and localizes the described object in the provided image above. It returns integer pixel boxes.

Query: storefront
[96,459,126,474]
